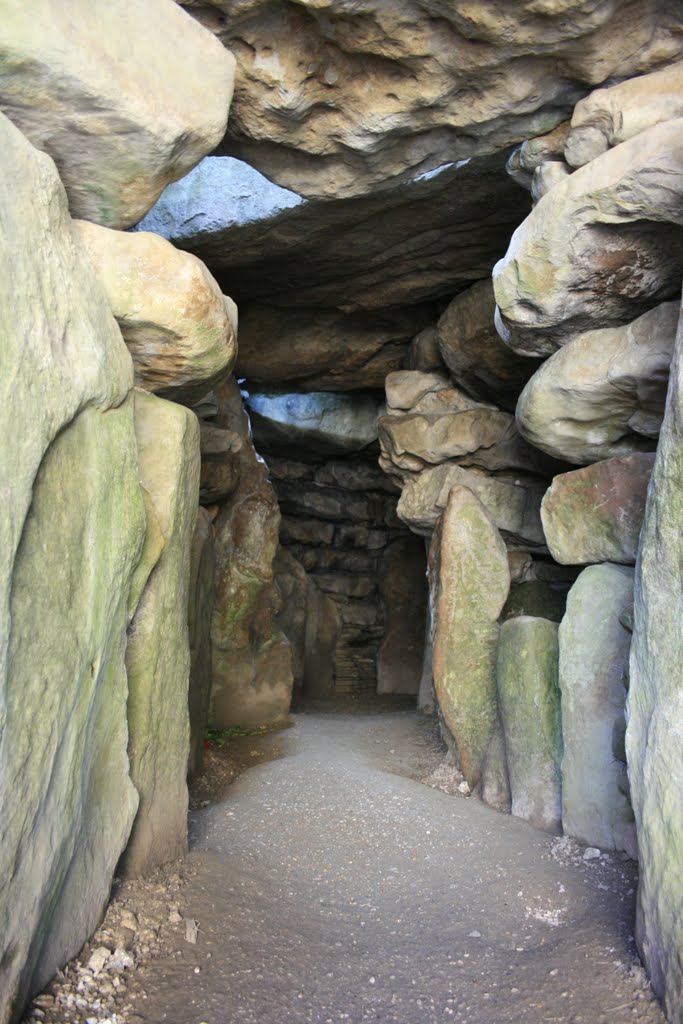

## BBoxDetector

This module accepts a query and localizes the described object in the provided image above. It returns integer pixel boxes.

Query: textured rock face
[541,454,654,566]
[210,379,293,729]
[274,549,340,702]
[182,0,682,200]
[516,303,678,464]
[493,122,683,357]
[188,508,215,780]
[380,369,553,551]
[246,390,382,458]
[198,419,243,504]
[137,154,529,315]
[0,113,146,1023]
[74,222,237,402]
[559,564,637,860]
[506,122,570,190]
[436,280,541,411]
[497,617,562,832]
[0,0,235,228]
[380,398,551,477]
[267,452,409,698]
[377,537,427,695]
[122,392,200,878]
[627,298,683,1019]
[236,305,430,391]
[396,463,547,550]
[429,486,510,787]
[565,61,683,168]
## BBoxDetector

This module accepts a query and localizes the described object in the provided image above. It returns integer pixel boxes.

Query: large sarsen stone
[429,486,510,788]
[627,296,683,1021]
[0,0,235,228]
[494,123,683,357]
[0,112,145,1021]
[122,392,200,878]
[559,564,637,860]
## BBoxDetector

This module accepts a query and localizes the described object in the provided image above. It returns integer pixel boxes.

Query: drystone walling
[1,2,683,1022]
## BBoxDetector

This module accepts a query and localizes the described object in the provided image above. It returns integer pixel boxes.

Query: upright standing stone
[187,508,215,781]
[377,536,427,695]
[210,379,293,729]
[497,616,562,832]
[628,297,683,1021]
[0,113,145,1022]
[429,486,510,787]
[122,391,200,878]
[559,564,637,859]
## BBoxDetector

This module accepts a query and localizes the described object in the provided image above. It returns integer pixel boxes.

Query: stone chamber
[2,2,683,1023]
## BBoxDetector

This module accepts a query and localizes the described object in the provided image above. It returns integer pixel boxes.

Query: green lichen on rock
[429,484,510,787]
[121,391,200,879]
[627,296,683,1020]
[559,563,636,859]
[497,616,562,832]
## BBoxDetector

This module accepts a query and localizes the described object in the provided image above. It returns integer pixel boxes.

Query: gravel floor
[124,710,663,1024]
[22,709,664,1024]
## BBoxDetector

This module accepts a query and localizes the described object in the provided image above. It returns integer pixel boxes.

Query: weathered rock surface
[210,379,293,729]
[627,297,683,1019]
[541,454,654,566]
[265,445,413,699]
[380,369,555,552]
[74,222,237,402]
[122,392,200,878]
[494,122,683,357]
[566,61,683,168]
[436,280,542,411]
[516,303,678,464]
[274,550,312,700]
[408,327,445,374]
[188,508,215,780]
[396,463,547,550]
[384,371,456,414]
[0,0,235,228]
[559,564,637,860]
[246,389,382,458]
[376,537,427,695]
[274,549,340,702]
[530,160,572,203]
[198,419,243,504]
[236,304,431,391]
[0,112,146,1022]
[417,603,435,715]
[506,122,570,189]
[137,153,530,315]
[497,617,562,832]
[429,486,510,787]
[479,722,512,815]
[0,1,235,228]
[183,0,683,200]
[380,401,550,477]
[502,580,569,624]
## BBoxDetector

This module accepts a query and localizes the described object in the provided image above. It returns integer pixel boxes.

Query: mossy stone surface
[122,391,200,878]
[497,616,562,832]
[559,563,636,858]
[627,296,683,1020]
[429,485,510,787]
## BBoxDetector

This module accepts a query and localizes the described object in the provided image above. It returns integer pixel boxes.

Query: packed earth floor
[25,708,664,1024]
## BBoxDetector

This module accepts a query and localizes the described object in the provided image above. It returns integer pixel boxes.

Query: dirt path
[26,711,664,1024]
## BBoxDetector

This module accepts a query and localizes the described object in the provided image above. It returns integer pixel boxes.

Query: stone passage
[246,389,428,699]
[4,4,683,1023]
